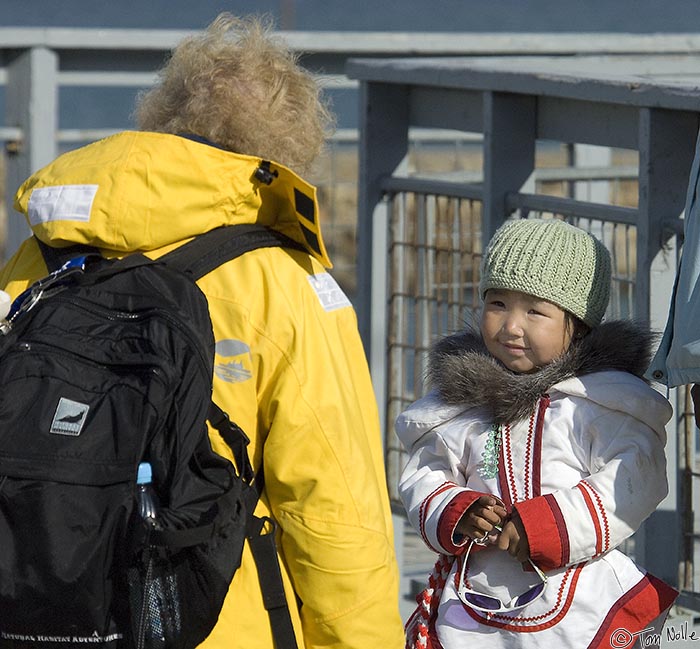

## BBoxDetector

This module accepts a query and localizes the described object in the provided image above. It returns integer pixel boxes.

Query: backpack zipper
[15,295,213,383]
[12,340,168,378]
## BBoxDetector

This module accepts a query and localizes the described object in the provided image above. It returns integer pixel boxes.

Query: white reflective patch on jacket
[307,273,351,311]
[28,185,98,225]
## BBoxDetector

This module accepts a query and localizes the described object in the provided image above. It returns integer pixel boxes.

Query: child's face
[480,289,574,374]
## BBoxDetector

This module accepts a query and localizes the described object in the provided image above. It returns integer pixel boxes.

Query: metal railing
[382,164,642,504]
[1,29,699,276]
[349,51,700,604]
[4,27,700,609]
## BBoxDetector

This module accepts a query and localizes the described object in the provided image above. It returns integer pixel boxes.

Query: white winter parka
[398,323,677,649]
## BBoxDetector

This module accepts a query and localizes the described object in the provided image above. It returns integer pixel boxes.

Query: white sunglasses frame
[456,539,548,614]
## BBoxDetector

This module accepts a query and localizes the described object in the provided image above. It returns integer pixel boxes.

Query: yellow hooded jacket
[0,131,404,649]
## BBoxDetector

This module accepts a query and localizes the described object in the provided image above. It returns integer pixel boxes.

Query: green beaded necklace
[477,423,501,479]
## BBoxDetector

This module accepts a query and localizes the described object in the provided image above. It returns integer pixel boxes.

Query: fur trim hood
[427,320,657,425]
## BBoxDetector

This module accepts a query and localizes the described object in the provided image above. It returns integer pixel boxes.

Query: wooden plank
[505,192,639,224]
[347,56,700,112]
[381,176,483,200]
[538,97,639,148]
[5,29,700,55]
[409,87,482,132]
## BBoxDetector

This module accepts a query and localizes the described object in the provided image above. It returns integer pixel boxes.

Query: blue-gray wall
[3,0,700,32]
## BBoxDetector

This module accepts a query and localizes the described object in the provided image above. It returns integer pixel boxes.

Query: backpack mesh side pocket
[129,544,182,649]
[126,478,251,649]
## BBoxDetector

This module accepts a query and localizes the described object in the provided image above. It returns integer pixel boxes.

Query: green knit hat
[479,218,611,327]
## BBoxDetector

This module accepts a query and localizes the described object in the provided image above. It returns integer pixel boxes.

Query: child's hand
[496,512,530,563]
[455,495,507,542]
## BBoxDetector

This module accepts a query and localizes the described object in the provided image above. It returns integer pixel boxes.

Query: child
[398,218,677,649]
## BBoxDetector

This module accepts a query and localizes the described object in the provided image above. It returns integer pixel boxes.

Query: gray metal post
[4,46,59,259]
[355,80,410,602]
[482,91,537,248]
[637,108,698,324]
[636,107,698,588]
[356,81,409,362]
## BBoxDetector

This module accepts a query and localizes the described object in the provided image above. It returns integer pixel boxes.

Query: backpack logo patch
[50,398,89,436]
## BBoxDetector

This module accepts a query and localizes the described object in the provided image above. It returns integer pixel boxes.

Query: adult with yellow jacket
[0,13,404,649]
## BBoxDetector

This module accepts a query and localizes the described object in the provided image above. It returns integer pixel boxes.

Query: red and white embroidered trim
[419,483,456,553]
[577,479,610,555]
[405,554,453,649]
[501,396,549,504]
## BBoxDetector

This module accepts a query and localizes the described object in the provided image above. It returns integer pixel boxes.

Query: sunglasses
[456,539,547,614]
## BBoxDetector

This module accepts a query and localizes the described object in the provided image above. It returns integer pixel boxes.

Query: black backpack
[0,224,302,649]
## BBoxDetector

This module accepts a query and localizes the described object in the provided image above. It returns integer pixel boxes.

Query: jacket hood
[13,131,331,266]
[427,320,667,426]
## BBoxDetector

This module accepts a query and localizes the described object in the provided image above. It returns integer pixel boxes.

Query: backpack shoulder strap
[165,223,301,649]
[37,224,307,279]
[159,224,307,280]
[35,238,100,273]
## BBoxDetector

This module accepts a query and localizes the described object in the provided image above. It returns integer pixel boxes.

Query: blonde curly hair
[134,13,335,176]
